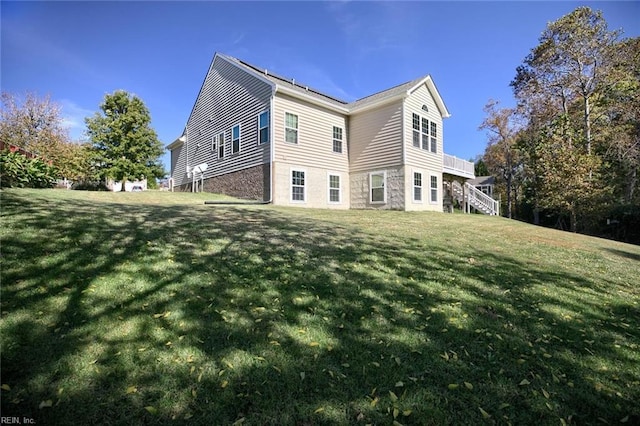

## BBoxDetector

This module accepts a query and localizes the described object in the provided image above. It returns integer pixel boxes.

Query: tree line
[479,7,639,243]
[0,90,164,190]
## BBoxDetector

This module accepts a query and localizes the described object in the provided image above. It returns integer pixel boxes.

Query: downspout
[268,90,275,204]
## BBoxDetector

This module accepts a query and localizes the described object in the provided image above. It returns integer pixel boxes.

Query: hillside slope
[1,189,639,425]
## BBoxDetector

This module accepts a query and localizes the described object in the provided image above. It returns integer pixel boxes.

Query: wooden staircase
[451,181,500,216]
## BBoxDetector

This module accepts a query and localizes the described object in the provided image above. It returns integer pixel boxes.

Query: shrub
[0,149,57,188]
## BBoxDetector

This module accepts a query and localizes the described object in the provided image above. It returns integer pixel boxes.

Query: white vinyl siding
[370,171,386,204]
[291,168,306,202]
[349,101,403,172]
[404,83,443,175]
[273,93,349,172]
[285,112,298,144]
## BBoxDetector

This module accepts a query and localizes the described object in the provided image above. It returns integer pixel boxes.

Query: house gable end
[407,76,450,119]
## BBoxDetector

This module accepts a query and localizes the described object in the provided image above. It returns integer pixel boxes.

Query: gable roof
[219,54,350,113]
[169,53,451,148]
[218,53,450,118]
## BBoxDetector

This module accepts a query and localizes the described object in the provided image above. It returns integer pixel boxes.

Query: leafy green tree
[85,90,164,191]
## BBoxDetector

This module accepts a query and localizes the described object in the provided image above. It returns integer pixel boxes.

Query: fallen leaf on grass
[126,386,137,394]
[39,400,53,409]
[389,391,398,402]
[519,379,530,386]
[144,406,157,414]
[1,384,10,391]
[464,382,473,390]
[478,407,491,419]
[448,384,459,390]
[221,380,229,388]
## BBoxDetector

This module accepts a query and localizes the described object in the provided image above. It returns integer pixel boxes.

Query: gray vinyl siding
[403,83,444,173]
[175,56,273,186]
[273,93,349,172]
[170,143,185,186]
[348,100,403,173]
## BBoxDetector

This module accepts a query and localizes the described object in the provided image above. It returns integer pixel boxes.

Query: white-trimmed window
[412,113,420,148]
[332,126,343,153]
[291,169,305,202]
[430,121,437,153]
[285,112,298,144]
[218,132,225,159]
[421,117,429,151]
[232,125,241,154]
[430,175,438,203]
[211,135,217,153]
[328,173,341,203]
[258,111,269,145]
[413,172,423,202]
[370,171,386,204]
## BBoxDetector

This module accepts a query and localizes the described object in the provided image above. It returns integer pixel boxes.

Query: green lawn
[1,188,639,425]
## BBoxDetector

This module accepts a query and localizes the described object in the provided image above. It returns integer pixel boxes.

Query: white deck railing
[443,154,475,179]
[465,182,500,216]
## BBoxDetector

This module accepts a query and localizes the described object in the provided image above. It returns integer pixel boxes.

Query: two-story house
[168,53,482,212]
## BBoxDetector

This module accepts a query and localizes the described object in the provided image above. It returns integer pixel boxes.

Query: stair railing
[464,182,500,216]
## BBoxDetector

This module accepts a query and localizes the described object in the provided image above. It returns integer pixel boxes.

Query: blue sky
[2,1,638,173]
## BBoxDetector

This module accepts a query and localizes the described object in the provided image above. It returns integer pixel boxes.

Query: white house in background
[168,53,491,212]
[107,179,147,192]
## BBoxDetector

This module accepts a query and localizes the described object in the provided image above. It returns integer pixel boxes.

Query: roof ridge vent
[264,69,268,76]
[292,78,295,85]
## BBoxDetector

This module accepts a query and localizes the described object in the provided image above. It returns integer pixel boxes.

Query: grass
[1,188,639,425]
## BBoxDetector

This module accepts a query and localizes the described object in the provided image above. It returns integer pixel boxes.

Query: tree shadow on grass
[1,190,638,425]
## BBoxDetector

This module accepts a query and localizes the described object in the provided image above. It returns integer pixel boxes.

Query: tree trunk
[625,166,637,203]
[506,174,513,219]
[584,95,592,155]
[569,205,578,233]
[121,179,127,192]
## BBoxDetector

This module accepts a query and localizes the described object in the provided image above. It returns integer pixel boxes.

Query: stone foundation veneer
[175,164,270,201]
[350,167,405,210]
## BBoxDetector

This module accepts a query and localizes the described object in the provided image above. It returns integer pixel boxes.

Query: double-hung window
[413,172,423,202]
[370,171,386,203]
[430,122,437,153]
[211,135,217,154]
[258,111,269,145]
[232,125,241,154]
[421,117,429,151]
[332,126,343,153]
[285,112,298,144]
[328,174,340,203]
[430,175,438,203]
[412,113,420,148]
[218,132,225,159]
[291,169,305,202]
